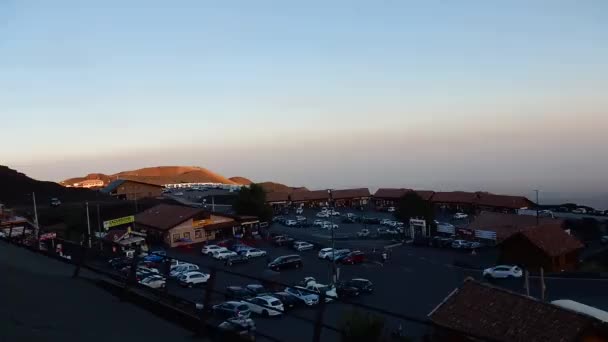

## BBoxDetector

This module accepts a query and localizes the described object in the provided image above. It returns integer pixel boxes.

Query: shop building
[101,179,164,201]
[330,188,371,208]
[290,190,330,208]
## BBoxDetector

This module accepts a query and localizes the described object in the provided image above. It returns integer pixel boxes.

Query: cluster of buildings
[267,187,533,214]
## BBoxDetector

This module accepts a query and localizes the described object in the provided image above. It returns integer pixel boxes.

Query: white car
[316,212,329,218]
[304,282,338,302]
[296,208,304,215]
[322,222,339,230]
[483,265,523,279]
[387,207,396,213]
[318,248,336,260]
[381,219,393,225]
[453,212,469,219]
[451,240,469,249]
[284,287,319,306]
[241,248,267,258]
[137,266,159,275]
[313,219,324,227]
[140,275,166,289]
[293,241,314,251]
[169,264,200,278]
[330,210,340,216]
[285,220,297,227]
[246,295,284,316]
[213,250,238,260]
[178,271,210,287]
[202,245,227,256]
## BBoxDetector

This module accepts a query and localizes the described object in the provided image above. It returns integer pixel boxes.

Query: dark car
[245,284,269,296]
[109,257,132,270]
[213,301,251,319]
[271,292,300,310]
[267,255,302,271]
[225,286,254,301]
[225,254,249,267]
[340,251,365,265]
[362,217,380,224]
[344,278,374,294]
[273,236,295,247]
[335,282,360,298]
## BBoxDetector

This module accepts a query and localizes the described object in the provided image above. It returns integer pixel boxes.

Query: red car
[340,251,365,265]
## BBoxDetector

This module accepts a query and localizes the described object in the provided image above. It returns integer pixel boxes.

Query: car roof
[183,271,203,276]
[320,248,334,252]
[257,295,278,302]
[247,284,264,288]
[351,278,370,282]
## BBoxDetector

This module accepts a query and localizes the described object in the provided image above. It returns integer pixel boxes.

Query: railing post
[312,293,327,342]
[198,267,217,338]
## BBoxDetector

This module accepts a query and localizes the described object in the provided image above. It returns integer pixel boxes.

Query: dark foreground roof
[135,204,206,231]
[429,279,607,342]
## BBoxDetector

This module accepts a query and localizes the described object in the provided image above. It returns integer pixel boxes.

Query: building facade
[101,179,164,200]
[331,188,371,208]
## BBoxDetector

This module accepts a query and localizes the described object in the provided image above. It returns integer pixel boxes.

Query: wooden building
[289,190,330,208]
[500,223,584,273]
[330,188,371,208]
[101,179,163,200]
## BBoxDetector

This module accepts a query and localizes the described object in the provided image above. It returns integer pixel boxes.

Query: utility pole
[32,192,39,239]
[524,270,530,296]
[534,190,540,226]
[540,267,546,301]
[86,202,92,248]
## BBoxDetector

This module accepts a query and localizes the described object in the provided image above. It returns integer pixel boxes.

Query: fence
[0,227,496,342]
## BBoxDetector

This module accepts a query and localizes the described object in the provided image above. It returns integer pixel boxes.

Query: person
[381,251,388,262]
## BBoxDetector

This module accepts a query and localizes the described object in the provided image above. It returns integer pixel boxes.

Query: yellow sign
[103,216,135,230]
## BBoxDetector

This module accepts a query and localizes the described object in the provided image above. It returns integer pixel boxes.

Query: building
[101,179,164,200]
[71,179,105,188]
[428,279,608,342]
[475,193,533,213]
[289,190,330,208]
[466,211,564,243]
[0,204,30,237]
[500,224,584,272]
[372,188,434,208]
[431,191,480,212]
[265,192,290,210]
[134,204,250,247]
[330,188,371,208]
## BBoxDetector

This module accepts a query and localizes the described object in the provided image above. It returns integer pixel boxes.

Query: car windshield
[269,300,281,306]
[236,305,249,311]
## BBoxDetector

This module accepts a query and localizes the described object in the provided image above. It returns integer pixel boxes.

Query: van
[268,255,302,271]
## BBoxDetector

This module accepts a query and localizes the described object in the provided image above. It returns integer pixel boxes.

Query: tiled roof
[476,194,533,209]
[431,191,480,204]
[467,211,564,241]
[429,279,605,342]
[290,190,329,202]
[373,188,411,199]
[518,224,584,257]
[331,188,371,200]
[414,190,435,201]
[135,204,207,231]
[265,192,289,203]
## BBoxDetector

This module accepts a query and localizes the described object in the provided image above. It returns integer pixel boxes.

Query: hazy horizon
[2,1,607,208]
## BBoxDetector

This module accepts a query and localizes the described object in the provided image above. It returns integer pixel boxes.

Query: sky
[1,1,608,206]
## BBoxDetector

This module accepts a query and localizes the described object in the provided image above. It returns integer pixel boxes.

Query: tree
[395,192,436,237]
[340,309,387,342]
[233,183,273,222]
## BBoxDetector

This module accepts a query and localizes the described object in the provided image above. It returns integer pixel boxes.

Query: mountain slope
[0,166,113,206]
[259,182,309,194]
[229,177,253,185]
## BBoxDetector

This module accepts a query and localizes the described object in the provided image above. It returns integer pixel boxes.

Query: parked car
[284,287,319,306]
[169,264,200,278]
[270,292,300,310]
[340,251,365,265]
[137,266,159,275]
[246,295,284,316]
[225,254,249,266]
[273,236,295,246]
[330,210,340,216]
[213,301,251,319]
[296,208,304,215]
[483,265,523,279]
[109,257,132,270]
[356,229,370,238]
[267,255,303,271]
[213,250,238,260]
[572,208,587,214]
[322,222,339,230]
[143,250,166,263]
[217,317,256,340]
[240,248,267,258]
[293,241,314,251]
[272,216,285,223]
[432,236,454,248]
[245,284,269,297]
[285,219,297,227]
[335,282,361,298]
[387,207,396,212]
[178,271,210,287]
[304,282,338,302]
[381,219,393,225]
[313,219,324,227]
[362,217,381,224]
[343,278,374,294]
[202,245,228,256]
[331,249,351,262]
[316,212,329,218]
[451,239,470,249]
[318,248,336,260]
[453,212,469,219]
[140,275,166,289]
[225,286,254,301]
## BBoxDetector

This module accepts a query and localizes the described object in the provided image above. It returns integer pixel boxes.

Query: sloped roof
[100,179,163,194]
[467,211,564,241]
[290,190,329,202]
[518,224,584,257]
[429,279,606,342]
[431,191,479,204]
[331,188,371,200]
[476,193,533,209]
[414,190,435,201]
[373,188,411,199]
[266,192,289,203]
[135,204,207,231]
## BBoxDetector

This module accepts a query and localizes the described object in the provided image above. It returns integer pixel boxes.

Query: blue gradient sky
[2,1,608,204]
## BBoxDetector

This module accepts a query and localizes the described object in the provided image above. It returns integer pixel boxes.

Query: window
[205,230,213,238]
[195,229,202,239]
[184,232,191,239]
[172,233,180,242]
